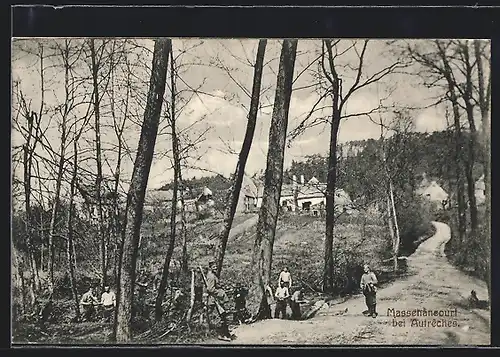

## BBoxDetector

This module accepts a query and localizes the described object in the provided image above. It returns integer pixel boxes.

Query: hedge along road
[206,221,491,345]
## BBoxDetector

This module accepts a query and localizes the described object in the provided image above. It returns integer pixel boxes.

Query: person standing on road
[274,283,290,319]
[278,266,292,289]
[360,264,378,318]
[205,261,233,342]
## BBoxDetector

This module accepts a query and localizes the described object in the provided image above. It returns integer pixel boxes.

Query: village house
[416,174,449,209]
[73,179,124,225]
[143,185,215,218]
[242,174,354,215]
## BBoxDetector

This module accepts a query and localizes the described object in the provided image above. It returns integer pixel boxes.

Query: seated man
[290,286,308,320]
[233,282,251,324]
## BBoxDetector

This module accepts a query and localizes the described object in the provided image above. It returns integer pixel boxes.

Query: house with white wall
[243,174,353,214]
[416,177,449,209]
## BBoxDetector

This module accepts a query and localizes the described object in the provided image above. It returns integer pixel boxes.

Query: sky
[11,38,462,199]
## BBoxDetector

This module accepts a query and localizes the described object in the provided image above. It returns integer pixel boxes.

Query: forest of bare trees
[11,38,490,343]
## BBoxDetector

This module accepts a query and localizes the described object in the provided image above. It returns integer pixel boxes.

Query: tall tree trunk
[323,39,341,293]
[324,114,340,293]
[214,39,267,277]
[47,122,66,292]
[110,54,129,285]
[47,42,73,291]
[460,42,479,239]
[90,39,107,291]
[247,39,297,319]
[155,48,180,322]
[437,42,467,247]
[22,112,39,294]
[474,39,491,302]
[113,38,171,342]
[67,138,81,320]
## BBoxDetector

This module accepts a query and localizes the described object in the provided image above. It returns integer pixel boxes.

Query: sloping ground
[205,221,490,345]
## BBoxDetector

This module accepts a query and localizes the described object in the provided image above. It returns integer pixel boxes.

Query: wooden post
[186,269,195,327]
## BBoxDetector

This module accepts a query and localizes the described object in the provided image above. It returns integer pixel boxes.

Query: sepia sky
[11,38,456,194]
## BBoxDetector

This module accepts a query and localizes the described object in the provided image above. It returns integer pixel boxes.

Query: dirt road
[208,221,491,345]
[229,214,259,239]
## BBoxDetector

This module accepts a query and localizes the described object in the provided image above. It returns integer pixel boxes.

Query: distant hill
[284,129,485,201]
[157,129,484,208]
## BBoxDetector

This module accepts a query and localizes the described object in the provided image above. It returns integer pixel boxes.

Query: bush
[396,197,434,256]
[443,205,490,284]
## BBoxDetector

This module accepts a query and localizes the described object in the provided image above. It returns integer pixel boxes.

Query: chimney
[300,174,305,185]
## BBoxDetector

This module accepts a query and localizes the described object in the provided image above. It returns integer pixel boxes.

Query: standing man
[153,269,162,291]
[205,262,230,309]
[274,283,290,319]
[278,266,292,289]
[80,286,100,322]
[100,286,116,323]
[135,281,149,319]
[204,261,233,341]
[360,264,378,318]
[265,285,276,318]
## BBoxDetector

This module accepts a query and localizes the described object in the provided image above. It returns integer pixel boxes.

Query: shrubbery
[396,197,435,256]
[442,205,490,284]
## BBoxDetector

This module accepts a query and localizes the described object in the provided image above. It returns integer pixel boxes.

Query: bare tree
[66,114,92,320]
[13,42,50,294]
[320,40,401,292]
[154,48,181,322]
[406,40,468,248]
[113,38,171,342]
[88,38,109,292]
[151,40,213,318]
[247,39,298,319]
[474,39,491,302]
[47,40,87,291]
[213,39,267,277]
[20,107,42,293]
[453,41,479,240]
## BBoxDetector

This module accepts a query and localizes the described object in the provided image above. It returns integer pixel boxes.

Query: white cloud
[415,107,448,132]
